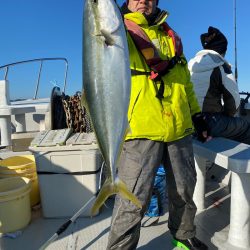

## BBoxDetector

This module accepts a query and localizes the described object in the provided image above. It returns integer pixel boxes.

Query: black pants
[206,113,250,144]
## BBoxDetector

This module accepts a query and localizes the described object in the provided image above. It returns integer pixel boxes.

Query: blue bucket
[145,165,167,217]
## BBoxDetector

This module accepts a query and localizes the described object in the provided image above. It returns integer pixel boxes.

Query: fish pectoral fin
[100,29,115,46]
[91,178,142,216]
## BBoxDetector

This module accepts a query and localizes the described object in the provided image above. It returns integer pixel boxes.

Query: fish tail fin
[115,178,142,209]
[91,178,115,216]
[91,177,142,216]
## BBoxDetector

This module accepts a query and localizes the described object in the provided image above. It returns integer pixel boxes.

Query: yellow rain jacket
[125,12,201,142]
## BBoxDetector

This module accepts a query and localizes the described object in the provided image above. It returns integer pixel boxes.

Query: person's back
[189,26,250,144]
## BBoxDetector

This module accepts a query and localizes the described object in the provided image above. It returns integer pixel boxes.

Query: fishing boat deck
[1,60,250,250]
[0,178,229,250]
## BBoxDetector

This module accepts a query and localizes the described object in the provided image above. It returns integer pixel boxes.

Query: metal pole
[63,60,68,93]
[4,67,9,80]
[234,0,238,82]
[34,61,43,99]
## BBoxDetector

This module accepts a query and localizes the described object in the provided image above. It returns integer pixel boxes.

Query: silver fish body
[82,0,141,214]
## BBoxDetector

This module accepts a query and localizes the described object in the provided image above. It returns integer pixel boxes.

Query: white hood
[188,49,225,73]
[188,49,240,112]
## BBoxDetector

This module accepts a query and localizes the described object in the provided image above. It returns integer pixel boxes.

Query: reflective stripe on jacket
[125,12,201,142]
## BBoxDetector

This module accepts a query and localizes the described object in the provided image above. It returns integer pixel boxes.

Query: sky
[0,0,249,100]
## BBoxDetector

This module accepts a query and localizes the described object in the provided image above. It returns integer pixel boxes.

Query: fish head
[83,0,131,93]
[84,0,123,44]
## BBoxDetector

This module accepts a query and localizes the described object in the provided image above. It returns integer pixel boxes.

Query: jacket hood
[188,49,226,73]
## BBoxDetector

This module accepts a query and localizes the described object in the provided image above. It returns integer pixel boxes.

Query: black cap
[200,26,228,55]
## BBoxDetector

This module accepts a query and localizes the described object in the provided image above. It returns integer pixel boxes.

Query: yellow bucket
[0,155,40,206]
[0,177,31,233]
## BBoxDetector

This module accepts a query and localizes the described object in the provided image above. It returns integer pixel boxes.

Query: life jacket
[124,19,186,98]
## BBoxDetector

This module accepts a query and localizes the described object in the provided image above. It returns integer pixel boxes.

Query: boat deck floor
[0,179,230,250]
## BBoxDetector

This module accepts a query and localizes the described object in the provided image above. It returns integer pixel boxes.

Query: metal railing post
[34,61,43,99]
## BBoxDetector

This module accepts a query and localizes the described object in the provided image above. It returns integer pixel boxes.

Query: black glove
[192,112,210,142]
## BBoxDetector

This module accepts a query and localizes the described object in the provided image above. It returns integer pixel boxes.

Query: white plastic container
[30,144,103,218]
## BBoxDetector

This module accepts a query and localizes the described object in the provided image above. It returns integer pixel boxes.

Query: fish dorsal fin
[81,91,87,107]
[81,91,90,114]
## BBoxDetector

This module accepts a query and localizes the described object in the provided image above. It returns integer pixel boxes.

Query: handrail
[239,91,250,102]
[0,57,68,99]
[240,91,250,96]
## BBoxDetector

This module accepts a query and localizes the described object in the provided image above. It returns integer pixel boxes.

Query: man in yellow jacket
[107,0,208,249]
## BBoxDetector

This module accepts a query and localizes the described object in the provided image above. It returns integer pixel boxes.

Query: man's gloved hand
[192,112,211,142]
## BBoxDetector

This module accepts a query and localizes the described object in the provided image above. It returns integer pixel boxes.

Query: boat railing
[0,57,68,99]
[240,91,250,101]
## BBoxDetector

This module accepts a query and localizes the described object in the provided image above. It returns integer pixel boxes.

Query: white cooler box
[30,143,103,218]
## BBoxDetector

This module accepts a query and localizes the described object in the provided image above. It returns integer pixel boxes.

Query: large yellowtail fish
[82,0,142,215]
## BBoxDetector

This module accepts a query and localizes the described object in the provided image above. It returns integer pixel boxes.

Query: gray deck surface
[0,179,230,250]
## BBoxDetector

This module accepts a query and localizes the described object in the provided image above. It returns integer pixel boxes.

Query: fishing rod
[234,0,238,82]
[38,195,96,250]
